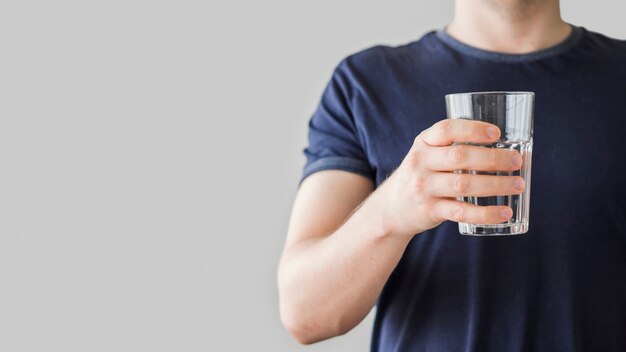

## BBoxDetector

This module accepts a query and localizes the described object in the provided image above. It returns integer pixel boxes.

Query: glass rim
[445,91,535,98]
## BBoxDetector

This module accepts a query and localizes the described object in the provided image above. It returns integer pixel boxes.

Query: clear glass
[445,91,534,236]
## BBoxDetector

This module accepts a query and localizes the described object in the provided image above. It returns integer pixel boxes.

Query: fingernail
[500,208,512,219]
[486,127,499,139]
[511,153,523,168]
[513,177,525,191]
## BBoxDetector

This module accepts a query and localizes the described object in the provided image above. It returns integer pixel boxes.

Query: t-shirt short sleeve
[300,60,375,184]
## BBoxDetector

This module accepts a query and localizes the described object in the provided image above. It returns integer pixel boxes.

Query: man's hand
[367,119,525,238]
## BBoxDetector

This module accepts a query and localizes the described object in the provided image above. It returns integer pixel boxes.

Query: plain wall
[0,1,624,351]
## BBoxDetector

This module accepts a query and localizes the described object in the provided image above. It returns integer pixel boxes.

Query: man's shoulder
[582,27,626,56]
[336,32,435,75]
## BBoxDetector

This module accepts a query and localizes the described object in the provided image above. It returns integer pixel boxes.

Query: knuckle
[489,148,499,168]
[480,208,491,224]
[436,119,451,132]
[413,134,422,147]
[471,123,484,138]
[488,177,502,193]
[453,173,470,195]
[449,145,466,163]
[424,200,439,222]
[405,149,423,168]
[452,203,467,222]
[437,119,451,139]
[414,174,427,193]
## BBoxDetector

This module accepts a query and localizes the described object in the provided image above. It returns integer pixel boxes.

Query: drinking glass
[445,91,535,235]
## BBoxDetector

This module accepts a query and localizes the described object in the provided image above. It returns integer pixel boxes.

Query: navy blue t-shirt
[301,25,626,351]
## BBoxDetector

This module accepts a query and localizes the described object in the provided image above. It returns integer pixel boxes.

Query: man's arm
[278,120,524,344]
[278,170,410,344]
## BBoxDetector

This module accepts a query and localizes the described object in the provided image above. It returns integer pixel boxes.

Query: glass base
[459,222,528,236]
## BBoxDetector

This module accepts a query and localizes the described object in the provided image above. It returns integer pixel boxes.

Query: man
[278,0,626,350]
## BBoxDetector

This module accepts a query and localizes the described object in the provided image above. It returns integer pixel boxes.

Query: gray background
[0,1,624,351]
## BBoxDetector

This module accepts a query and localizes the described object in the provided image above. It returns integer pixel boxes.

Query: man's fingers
[425,173,525,197]
[419,119,500,147]
[425,144,523,172]
[431,199,513,224]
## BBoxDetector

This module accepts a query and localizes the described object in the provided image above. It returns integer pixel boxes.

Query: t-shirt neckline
[435,24,584,63]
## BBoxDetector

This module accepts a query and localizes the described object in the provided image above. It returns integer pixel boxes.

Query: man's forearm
[277,196,412,344]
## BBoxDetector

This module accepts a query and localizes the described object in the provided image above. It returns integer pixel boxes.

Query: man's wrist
[350,192,410,244]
